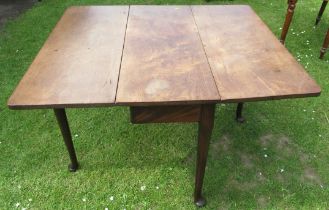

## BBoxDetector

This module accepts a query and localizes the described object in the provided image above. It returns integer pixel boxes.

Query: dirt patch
[256,171,267,182]
[182,151,194,165]
[276,136,293,155]
[211,135,231,154]
[276,173,285,183]
[225,176,258,191]
[275,169,294,184]
[259,134,297,160]
[240,153,254,169]
[258,134,321,186]
[224,173,266,193]
[257,196,269,209]
[299,153,310,165]
[301,167,323,186]
[259,134,273,147]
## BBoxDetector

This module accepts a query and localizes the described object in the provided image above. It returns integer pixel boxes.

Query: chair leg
[236,102,245,123]
[280,0,298,44]
[320,29,329,59]
[315,0,328,25]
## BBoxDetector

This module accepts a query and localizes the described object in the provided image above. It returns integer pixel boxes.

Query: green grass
[0,0,329,209]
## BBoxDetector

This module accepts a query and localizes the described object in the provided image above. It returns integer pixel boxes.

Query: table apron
[130,105,202,124]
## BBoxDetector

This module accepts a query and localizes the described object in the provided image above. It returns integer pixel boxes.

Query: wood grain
[116,6,220,105]
[8,6,129,109]
[8,5,321,109]
[192,5,321,102]
[130,105,201,123]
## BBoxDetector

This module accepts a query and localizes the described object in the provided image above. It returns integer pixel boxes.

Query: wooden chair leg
[320,29,329,59]
[315,0,328,25]
[280,0,298,44]
[194,104,215,207]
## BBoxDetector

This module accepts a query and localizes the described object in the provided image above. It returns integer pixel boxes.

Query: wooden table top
[8,5,321,109]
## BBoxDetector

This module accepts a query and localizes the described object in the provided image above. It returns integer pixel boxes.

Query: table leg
[280,0,298,44]
[236,102,245,123]
[320,28,329,59]
[194,104,215,207]
[315,0,328,25]
[54,108,79,172]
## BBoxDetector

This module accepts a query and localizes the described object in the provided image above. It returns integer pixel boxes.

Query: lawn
[0,0,329,209]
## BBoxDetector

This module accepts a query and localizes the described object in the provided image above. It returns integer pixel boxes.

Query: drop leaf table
[8,5,321,207]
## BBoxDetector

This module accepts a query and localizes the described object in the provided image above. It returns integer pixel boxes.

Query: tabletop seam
[189,6,222,101]
[114,5,130,104]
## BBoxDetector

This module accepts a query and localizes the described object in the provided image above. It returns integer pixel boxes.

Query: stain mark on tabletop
[145,79,169,95]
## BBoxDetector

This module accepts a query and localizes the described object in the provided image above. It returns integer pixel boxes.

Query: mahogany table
[8,5,321,207]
